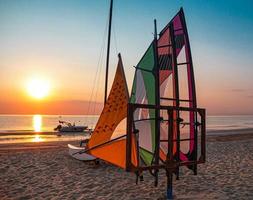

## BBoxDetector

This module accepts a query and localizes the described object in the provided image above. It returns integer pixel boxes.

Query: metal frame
[126,103,206,172]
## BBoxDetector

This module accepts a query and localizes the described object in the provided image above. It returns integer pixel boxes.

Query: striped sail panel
[157,20,177,160]
[88,55,137,169]
[158,9,196,163]
[130,42,156,165]
[173,10,196,162]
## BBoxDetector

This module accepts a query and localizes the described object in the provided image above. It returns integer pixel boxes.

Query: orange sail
[87,54,137,169]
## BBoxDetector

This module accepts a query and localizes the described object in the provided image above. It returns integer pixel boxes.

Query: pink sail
[158,9,197,162]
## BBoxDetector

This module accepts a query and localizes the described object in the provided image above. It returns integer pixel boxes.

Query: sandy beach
[0,131,253,200]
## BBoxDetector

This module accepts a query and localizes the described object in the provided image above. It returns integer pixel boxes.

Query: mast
[153,19,160,187]
[169,17,181,181]
[104,0,113,105]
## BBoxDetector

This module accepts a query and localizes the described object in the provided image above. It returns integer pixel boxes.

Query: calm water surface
[0,115,98,132]
[0,115,253,144]
[0,115,98,144]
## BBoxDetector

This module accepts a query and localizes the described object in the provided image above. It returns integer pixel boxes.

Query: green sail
[130,41,156,165]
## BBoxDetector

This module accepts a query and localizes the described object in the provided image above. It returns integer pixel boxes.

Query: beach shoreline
[0,130,253,199]
[1,128,253,151]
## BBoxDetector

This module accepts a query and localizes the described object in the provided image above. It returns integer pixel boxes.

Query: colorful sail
[130,42,157,165]
[130,8,197,167]
[158,8,197,163]
[88,54,137,169]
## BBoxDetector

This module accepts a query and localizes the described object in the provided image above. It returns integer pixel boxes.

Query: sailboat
[68,1,206,198]
[68,0,114,161]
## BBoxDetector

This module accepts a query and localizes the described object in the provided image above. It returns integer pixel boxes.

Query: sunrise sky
[0,0,253,115]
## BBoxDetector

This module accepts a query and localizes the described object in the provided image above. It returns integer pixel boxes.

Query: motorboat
[54,120,88,132]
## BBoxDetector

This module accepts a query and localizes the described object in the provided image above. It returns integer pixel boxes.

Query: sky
[0,0,253,115]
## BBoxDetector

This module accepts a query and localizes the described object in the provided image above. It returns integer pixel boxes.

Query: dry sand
[0,133,253,200]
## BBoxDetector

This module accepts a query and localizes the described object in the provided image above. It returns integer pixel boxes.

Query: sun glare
[27,78,50,99]
[33,115,42,132]
[32,115,44,142]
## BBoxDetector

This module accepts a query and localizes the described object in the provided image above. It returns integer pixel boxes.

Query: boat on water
[54,120,91,133]
[68,1,206,198]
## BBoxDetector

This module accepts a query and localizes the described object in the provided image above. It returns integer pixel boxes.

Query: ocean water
[207,115,253,131]
[0,115,98,132]
[0,114,253,144]
[0,115,98,144]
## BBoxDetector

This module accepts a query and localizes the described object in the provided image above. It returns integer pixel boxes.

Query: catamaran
[68,1,206,198]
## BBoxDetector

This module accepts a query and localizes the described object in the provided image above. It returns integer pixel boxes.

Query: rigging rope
[87,4,119,128]
[87,15,109,126]
[112,23,118,56]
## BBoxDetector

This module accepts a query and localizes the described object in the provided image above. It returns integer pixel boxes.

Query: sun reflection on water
[33,115,42,132]
[32,134,44,142]
[32,115,45,142]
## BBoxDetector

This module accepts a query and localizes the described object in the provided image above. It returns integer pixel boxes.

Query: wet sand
[0,132,253,199]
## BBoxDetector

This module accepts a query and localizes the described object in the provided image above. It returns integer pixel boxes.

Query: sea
[0,114,253,144]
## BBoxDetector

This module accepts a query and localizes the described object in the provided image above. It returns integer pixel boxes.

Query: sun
[26,78,50,99]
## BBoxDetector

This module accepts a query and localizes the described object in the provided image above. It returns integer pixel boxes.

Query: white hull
[68,144,96,161]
